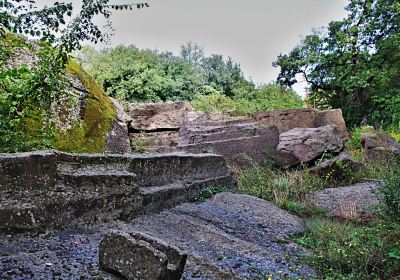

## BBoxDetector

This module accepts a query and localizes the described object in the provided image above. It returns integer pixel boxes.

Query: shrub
[382,168,400,216]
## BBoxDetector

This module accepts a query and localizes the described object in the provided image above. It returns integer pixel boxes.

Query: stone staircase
[0,151,234,232]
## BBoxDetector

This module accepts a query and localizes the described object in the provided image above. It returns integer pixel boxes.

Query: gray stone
[0,151,235,231]
[276,125,347,167]
[361,132,400,161]
[105,98,132,154]
[126,192,314,279]
[311,181,382,219]
[99,230,187,280]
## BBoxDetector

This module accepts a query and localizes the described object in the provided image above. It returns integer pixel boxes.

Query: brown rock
[99,230,187,280]
[276,125,347,167]
[126,101,190,131]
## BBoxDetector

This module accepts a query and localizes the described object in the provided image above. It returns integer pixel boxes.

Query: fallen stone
[276,125,347,167]
[311,181,382,219]
[361,133,400,161]
[99,230,187,280]
[308,150,362,180]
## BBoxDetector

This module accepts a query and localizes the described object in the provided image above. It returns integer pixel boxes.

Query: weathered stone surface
[0,192,313,279]
[127,101,190,131]
[252,108,317,133]
[315,109,348,137]
[0,151,235,231]
[178,126,280,167]
[99,230,187,280]
[311,181,382,219]
[361,133,400,161]
[251,108,348,135]
[276,125,347,167]
[0,150,57,192]
[105,98,132,154]
[308,150,362,179]
[126,192,314,279]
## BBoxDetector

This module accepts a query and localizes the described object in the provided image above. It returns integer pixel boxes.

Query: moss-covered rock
[55,60,116,153]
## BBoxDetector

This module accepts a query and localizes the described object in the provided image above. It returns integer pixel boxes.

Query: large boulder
[361,133,400,161]
[276,125,347,167]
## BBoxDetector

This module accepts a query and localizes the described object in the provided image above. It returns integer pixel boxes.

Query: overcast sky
[40,0,348,94]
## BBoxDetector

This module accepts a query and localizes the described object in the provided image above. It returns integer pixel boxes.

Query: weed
[190,187,229,203]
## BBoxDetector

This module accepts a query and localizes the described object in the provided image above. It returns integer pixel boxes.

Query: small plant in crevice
[190,187,229,203]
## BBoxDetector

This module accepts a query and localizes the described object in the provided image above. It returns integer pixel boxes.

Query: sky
[41,0,349,95]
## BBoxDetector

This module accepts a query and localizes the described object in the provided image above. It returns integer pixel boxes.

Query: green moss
[55,60,116,153]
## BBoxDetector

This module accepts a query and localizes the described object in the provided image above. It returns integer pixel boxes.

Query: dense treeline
[75,42,304,112]
[274,0,400,128]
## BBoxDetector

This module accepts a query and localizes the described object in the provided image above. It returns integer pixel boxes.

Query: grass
[232,128,400,279]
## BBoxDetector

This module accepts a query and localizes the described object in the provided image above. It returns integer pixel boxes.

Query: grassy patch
[296,218,400,279]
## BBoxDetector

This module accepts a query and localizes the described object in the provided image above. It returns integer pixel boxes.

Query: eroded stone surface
[99,230,187,280]
[0,151,234,231]
[311,181,382,218]
[276,125,347,167]
[0,192,314,280]
[126,192,314,279]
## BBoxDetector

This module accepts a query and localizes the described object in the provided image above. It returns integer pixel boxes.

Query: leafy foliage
[274,0,400,128]
[192,83,304,115]
[0,1,147,153]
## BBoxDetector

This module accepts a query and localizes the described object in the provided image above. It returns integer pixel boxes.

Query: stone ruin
[0,150,234,231]
[0,103,353,279]
[120,101,348,167]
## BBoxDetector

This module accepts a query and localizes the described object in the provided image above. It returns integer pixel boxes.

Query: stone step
[58,171,137,189]
[181,127,258,145]
[56,151,132,174]
[139,175,235,214]
[0,185,141,231]
[177,126,279,167]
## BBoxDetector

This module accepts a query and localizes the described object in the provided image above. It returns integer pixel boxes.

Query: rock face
[276,125,347,167]
[127,101,190,131]
[361,133,400,160]
[105,98,132,154]
[0,150,234,231]
[252,108,348,135]
[311,181,382,219]
[101,192,314,280]
[100,231,187,280]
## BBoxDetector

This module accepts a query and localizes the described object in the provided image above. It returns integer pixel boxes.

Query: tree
[274,0,400,127]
